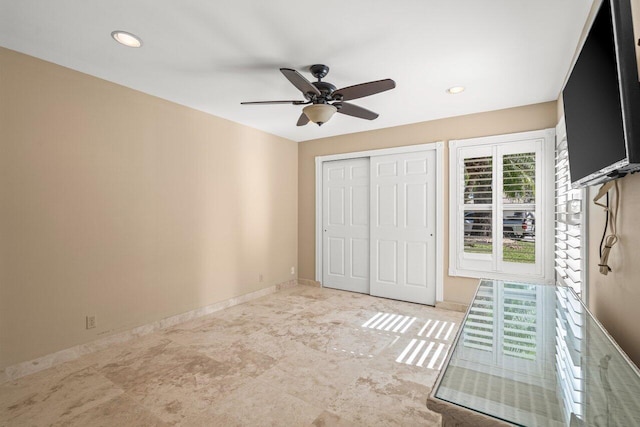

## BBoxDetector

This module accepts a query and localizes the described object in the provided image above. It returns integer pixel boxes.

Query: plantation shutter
[501,153,536,266]
[554,118,585,298]
[450,129,553,282]
[462,155,494,258]
[454,139,545,278]
[456,146,495,274]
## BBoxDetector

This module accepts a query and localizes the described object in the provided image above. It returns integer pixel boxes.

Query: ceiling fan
[241,64,395,126]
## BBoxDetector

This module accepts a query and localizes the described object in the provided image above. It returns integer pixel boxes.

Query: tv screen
[563,0,627,185]
[562,0,640,187]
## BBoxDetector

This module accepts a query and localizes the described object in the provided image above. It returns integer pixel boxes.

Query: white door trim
[315,141,444,303]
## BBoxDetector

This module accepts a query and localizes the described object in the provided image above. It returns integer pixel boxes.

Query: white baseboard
[435,300,469,313]
[297,278,321,287]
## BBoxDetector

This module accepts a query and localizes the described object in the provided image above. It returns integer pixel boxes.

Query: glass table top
[433,280,640,426]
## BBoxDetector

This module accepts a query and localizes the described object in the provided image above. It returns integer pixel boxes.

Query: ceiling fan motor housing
[311,81,337,102]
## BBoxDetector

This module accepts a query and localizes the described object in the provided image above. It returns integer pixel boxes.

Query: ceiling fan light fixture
[303,104,337,126]
[111,30,143,48]
[446,86,465,94]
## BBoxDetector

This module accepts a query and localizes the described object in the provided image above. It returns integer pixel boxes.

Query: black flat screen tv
[562,0,640,187]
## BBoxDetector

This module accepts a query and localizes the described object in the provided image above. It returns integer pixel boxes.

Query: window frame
[448,129,555,284]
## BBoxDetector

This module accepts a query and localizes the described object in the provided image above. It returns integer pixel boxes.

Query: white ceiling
[0,0,594,142]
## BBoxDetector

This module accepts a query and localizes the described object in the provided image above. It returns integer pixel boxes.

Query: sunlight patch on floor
[361,312,417,333]
[360,313,457,370]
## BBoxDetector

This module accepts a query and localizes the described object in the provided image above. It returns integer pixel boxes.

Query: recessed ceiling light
[446,86,465,94]
[111,31,142,48]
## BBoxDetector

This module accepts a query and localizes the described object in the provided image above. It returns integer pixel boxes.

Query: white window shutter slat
[554,120,585,298]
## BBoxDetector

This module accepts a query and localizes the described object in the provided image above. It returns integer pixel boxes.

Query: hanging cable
[593,180,620,275]
[599,192,609,260]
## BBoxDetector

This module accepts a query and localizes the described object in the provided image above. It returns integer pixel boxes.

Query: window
[449,129,555,283]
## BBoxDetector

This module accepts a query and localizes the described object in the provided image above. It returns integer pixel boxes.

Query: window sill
[448,267,553,285]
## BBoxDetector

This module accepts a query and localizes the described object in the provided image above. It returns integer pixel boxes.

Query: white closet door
[322,158,370,293]
[370,151,436,305]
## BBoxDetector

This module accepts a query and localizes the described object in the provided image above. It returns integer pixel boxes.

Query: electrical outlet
[86,315,96,329]
[259,274,264,282]
[290,266,295,275]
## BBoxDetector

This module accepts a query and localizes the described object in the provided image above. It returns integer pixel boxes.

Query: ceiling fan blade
[280,68,321,97]
[241,100,306,105]
[334,102,379,120]
[296,112,310,126]
[334,79,396,101]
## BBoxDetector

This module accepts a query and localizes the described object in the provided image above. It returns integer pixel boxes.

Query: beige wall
[0,47,298,369]
[587,176,640,367]
[298,102,557,304]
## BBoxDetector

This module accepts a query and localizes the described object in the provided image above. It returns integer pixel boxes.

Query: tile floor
[0,285,464,426]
